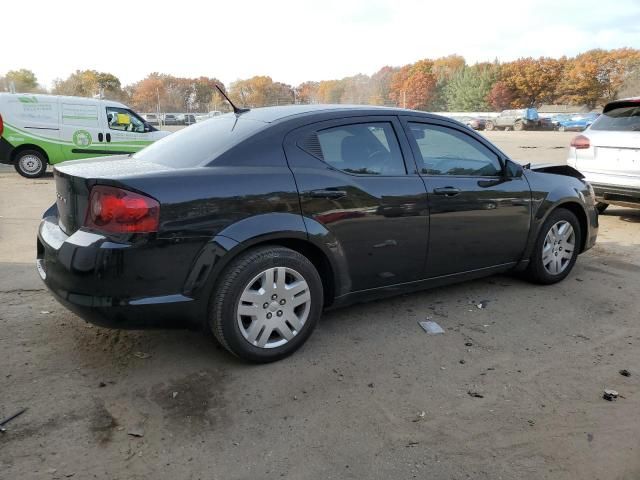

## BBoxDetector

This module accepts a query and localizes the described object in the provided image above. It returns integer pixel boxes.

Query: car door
[60,101,111,160]
[284,116,430,292]
[105,106,161,154]
[402,117,531,278]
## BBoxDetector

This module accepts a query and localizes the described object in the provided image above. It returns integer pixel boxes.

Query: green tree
[1,69,40,92]
[445,65,498,111]
[53,70,123,100]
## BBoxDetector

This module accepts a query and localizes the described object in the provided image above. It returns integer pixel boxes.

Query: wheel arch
[552,201,589,253]
[11,143,50,164]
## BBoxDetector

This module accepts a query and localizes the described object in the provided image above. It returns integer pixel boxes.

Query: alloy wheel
[542,220,575,275]
[236,266,311,348]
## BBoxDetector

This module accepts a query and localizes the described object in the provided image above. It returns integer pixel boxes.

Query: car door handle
[98,133,103,142]
[106,133,111,143]
[308,189,347,199]
[433,187,461,196]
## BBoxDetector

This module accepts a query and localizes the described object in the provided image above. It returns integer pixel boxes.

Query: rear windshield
[591,102,640,132]
[134,114,267,167]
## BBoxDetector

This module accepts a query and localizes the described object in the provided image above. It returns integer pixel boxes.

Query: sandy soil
[1,131,639,479]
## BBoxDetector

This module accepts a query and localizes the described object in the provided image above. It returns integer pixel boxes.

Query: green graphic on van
[18,96,39,104]
[72,130,92,147]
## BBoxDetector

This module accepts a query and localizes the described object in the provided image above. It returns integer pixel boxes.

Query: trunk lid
[54,155,174,235]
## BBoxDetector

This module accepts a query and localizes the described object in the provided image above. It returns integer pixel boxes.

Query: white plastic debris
[418,320,445,335]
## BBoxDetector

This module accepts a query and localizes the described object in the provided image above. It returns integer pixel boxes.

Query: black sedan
[38,105,599,362]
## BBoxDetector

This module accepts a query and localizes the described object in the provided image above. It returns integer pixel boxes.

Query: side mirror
[505,159,524,178]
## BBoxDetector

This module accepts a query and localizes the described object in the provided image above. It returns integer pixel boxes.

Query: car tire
[14,149,47,178]
[513,121,524,131]
[209,246,323,363]
[485,121,495,131]
[596,202,609,214]
[523,208,582,285]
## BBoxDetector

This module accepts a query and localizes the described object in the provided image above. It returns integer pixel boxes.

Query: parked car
[143,113,160,126]
[163,114,179,125]
[550,114,572,129]
[451,116,486,131]
[177,113,196,125]
[567,98,640,212]
[0,93,170,178]
[556,113,600,132]
[37,105,598,362]
[485,108,541,131]
[467,117,486,130]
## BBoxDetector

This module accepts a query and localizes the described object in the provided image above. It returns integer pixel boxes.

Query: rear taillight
[0,113,4,137]
[570,135,590,150]
[85,185,159,234]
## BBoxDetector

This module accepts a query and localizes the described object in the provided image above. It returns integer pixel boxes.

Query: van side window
[106,107,146,133]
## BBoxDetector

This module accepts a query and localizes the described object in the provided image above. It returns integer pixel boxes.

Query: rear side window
[133,114,266,167]
[591,102,640,131]
[408,123,502,176]
[314,122,406,175]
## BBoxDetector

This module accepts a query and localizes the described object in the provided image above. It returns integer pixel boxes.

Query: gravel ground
[1,131,639,479]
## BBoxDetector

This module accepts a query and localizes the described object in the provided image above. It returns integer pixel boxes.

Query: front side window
[315,122,406,175]
[408,123,502,176]
[106,107,146,133]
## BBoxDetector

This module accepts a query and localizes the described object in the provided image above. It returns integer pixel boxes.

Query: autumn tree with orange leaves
[499,57,566,107]
[557,48,640,107]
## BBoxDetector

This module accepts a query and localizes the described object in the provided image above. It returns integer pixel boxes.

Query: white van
[0,93,170,177]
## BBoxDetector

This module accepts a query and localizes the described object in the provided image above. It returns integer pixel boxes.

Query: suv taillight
[570,135,590,150]
[85,185,159,233]
[0,113,4,137]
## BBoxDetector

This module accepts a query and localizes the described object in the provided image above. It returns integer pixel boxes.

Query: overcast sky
[4,0,639,88]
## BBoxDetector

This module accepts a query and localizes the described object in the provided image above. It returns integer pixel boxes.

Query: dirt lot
[1,131,639,479]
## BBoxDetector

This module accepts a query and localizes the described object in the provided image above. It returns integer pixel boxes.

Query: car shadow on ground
[602,207,640,223]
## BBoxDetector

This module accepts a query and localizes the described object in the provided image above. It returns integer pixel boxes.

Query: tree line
[2,48,639,113]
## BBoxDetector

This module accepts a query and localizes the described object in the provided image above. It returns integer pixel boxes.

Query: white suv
[567,98,640,213]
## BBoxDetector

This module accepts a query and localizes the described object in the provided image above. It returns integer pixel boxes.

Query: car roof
[238,104,435,123]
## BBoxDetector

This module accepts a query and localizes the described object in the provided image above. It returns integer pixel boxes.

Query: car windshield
[591,103,640,131]
[133,114,267,167]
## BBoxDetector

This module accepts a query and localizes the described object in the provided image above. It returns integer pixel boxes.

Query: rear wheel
[14,149,47,178]
[210,246,323,362]
[513,120,524,131]
[523,209,581,285]
[596,202,609,214]
[485,121,495,131]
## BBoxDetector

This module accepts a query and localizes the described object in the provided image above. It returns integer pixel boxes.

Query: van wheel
[14,150,47,178]
[210,246,323,363]
[513,121,524,131]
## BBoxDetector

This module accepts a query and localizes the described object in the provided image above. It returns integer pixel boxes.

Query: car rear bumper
[591,182,640,206]
[36,215,208,329]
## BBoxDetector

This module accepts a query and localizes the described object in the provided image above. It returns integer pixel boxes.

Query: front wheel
[485,121,495,131]
[523,209,581,285]
[210,246,323,363]
[513,120,524,131]
[14,149,47,178]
